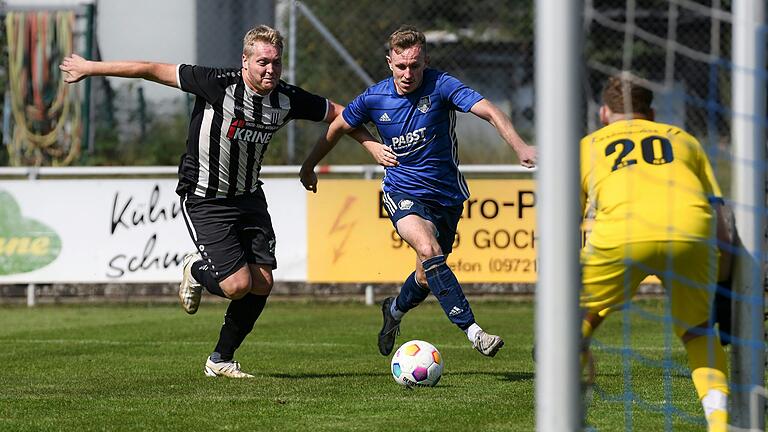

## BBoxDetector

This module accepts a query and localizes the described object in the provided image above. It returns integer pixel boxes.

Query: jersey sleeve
[286,84,329,122]
[438,73,484,112]
[579,135,596,213]
[342,91,372,128]
[678,129,723,204]
[696,144,723,203]
[177,64,231,103]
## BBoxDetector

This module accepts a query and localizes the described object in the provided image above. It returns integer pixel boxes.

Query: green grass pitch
[0,299,708,431]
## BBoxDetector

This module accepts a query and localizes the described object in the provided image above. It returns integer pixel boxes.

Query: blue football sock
[394,272,430,314]
[422,255,475,330]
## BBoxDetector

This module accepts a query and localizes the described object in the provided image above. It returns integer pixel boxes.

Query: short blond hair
[243,25,284,56]
[388,25,426,55]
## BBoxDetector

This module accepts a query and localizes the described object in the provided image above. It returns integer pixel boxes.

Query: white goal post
[534,0,583,430]
[536,1,766,430]
[730,1,766,430]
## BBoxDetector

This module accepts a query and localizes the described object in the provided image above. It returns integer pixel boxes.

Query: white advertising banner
[0,179,307,283]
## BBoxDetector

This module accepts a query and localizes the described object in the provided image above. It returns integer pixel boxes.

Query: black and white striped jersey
[174,64,328,198]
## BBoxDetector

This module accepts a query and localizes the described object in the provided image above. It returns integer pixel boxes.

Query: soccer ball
[391,340,443,387]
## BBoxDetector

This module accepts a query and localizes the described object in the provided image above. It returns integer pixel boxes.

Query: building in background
[195,0,274,69]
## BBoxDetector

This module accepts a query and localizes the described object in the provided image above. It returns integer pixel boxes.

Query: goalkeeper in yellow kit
[579,73,730,431]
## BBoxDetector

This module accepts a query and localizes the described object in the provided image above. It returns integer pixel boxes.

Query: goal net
[581,1,766,430]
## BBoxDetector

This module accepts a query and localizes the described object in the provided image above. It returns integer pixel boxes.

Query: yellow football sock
[581,319,595,340]
[685,335,728,396]
[705,409,727,432]
[579,320,596,381]
[684,335,729,431]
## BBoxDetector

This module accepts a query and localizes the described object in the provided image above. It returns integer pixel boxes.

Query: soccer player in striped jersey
[60,25,376,378]
[300,25,536,357]
[579,73,729,431]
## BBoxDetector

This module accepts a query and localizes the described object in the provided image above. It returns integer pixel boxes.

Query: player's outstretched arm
[322,102,389,164]
[301,103,396,193]
[59,54,178,88]
[359,139,397,168]
[324,102,396,167]
[470,99,537,168]
[318,100,380,154]
[299,114,356,193]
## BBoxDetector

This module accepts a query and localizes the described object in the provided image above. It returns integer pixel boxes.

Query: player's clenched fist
[515,144,537,168]
[299,164,318,193]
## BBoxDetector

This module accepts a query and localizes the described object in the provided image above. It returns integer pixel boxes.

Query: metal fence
[0,1,737,173]
[276,0,537,165]
[583,0,734,186]
[276,0,735,167]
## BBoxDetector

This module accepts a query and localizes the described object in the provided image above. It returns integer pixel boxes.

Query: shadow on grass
[501,371,535,381]
[267,371,383,379]
[266,370,534,382]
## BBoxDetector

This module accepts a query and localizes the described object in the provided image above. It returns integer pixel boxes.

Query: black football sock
[213,293,269,361]
[191,260,227,298]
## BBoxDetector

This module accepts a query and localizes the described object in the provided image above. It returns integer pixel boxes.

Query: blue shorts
[381,191,463,255]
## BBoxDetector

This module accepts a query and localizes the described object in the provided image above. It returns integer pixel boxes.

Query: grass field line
[1,338,479,350]
[2,338,688,354]
[0,338,353,348]
[593,345,687,354]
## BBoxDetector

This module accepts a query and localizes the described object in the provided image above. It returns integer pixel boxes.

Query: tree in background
[84,84,188,166]
[286,0,536,165]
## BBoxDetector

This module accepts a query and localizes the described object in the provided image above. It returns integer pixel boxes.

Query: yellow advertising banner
[307,179,539,283]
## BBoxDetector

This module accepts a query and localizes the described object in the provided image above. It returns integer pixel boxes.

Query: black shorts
[180,188,277,281]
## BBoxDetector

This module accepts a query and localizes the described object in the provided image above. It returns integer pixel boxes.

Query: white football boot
[178,252,203,314]
[204,356,254,378]
[473,330,504,357]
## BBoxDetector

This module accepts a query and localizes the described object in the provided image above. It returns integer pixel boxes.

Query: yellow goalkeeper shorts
[580,240,718,338]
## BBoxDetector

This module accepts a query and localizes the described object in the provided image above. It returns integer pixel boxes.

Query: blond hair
[243,25,284,56]
[388,25,426,55]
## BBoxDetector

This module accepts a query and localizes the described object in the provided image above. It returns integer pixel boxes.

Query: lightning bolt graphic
[329,196,357,264]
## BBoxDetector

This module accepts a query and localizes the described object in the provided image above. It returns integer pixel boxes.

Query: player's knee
[414,244,442,261]
[220,273,252,300]
[250,273,273,296]
[223,284,251,300]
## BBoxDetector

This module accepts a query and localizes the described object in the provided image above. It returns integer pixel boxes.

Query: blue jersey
[343,68,483,206]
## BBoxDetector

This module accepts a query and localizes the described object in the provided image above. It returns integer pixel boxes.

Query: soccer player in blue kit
[300,25,536,357]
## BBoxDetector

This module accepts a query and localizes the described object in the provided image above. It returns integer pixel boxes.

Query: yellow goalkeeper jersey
[580,119,722,248]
